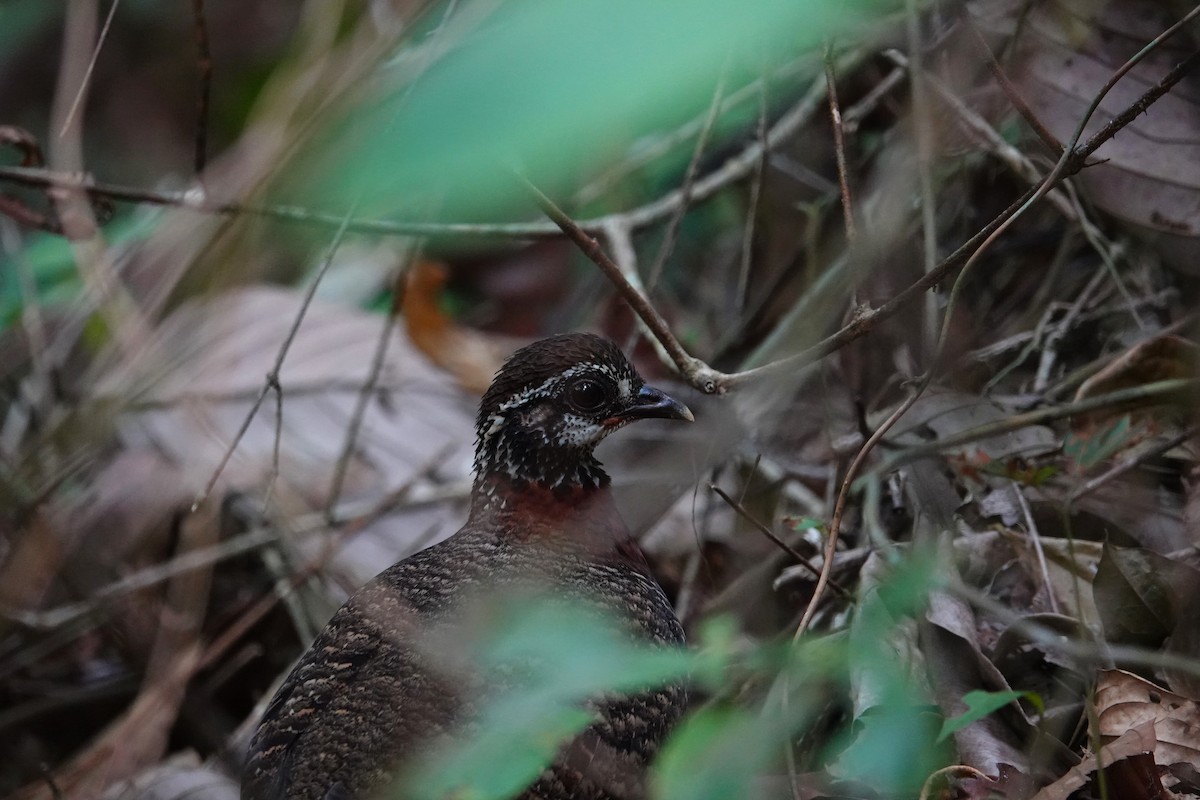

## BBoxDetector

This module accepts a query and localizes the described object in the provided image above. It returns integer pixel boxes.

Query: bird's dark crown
[472,333,691,501]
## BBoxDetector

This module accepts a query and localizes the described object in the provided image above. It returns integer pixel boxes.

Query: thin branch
[925,9,1200,391]
[842,64,906,129]
[574,53,819,205]
[531,19,1198,397]
[803,9,1199,633]
[954,578,1200,681]
[824,48,856,242]
[794,388,919,640]
[261,373,284,511]
[325,256,411,519]
[907,0,940,354]
[646,66,728,291]
[1069,426,1198,502]
[607,217,674,368]
[1013,483,1059,614]
[736,80,768,313]
[197,448,455,672]
[59,0,119,138]
[882,48,1076,220]
[1,525,278,630]
[709,484,852,600]
[968,289,1176,365]
[524,178,714,389]
[190,202,358,511]
[884,378,1198,468]
[190,0,212,174]
[965,17,1064,157]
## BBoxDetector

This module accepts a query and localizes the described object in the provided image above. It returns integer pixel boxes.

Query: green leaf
[784,515,826,532]
[834,703,947,794]
[405,597,698,800]
[413,701,594,800]
[1063,414,1133,470]
[286,0,901,225]
[937,690,1036,742]
[653,703,796,800]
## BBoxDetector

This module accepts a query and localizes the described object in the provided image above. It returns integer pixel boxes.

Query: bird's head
[473,333,693,494]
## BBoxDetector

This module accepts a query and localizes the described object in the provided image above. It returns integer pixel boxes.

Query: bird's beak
[613,385,694,423]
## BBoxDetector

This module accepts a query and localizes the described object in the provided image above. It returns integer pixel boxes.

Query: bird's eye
[566,378,607,413]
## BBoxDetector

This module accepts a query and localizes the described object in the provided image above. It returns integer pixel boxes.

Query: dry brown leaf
[999,0,1200,273]
[1029,719,1160,800]
[923,587,1038,778]
[92,286,478,587]
[1095,669,1200,772]
[1075,335,1200,405]
[401,260,520,394]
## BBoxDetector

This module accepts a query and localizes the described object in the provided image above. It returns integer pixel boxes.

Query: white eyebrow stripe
[491,362,616,414]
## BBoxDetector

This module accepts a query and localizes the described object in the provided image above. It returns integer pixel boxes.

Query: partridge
[242,333,694,800]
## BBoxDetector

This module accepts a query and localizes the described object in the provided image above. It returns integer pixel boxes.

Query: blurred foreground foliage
[286,0,901,224]
[408,554,953,800]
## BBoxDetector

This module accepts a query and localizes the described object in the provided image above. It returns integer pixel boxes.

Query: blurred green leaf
[0,213,156,333]
[936,689,1040,743]
[408,598,697,800]
[833,703,946,795]
[287,0,899,223]
[1063,414,1133,470]
[0,1,58,59]
[653,703,794,800]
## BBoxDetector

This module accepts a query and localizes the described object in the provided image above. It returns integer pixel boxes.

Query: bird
[242,332,695,800]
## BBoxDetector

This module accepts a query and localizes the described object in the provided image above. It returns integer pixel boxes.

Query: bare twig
[1013,484,1059,614]
[574,53,821,205]
[824,48,855,242]
[907,0,940,353]
[1069,426,1199,502]
[1062,182,1147,335]
[326,257,412,518]
[191,0,212,174]
[1044,311,1198,401]
[842,64,906,130]
[965,18,1064,157]
[646,67,728,291]
[709,484,852,600]
[197,450,454,671]
[262,372,284,511]
[190,202,358,511]
[736,81,768,312]
[885,378,1197,467]
[1031,244,1111,392]
[59,0,119,138]
[928,9,1200,389]
[954,578,1200,681]
[794,390,918,640]
[524,178,715,389]
[533,22,1197,396]
[882,48,1076,220]
[986,267,1107,393]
